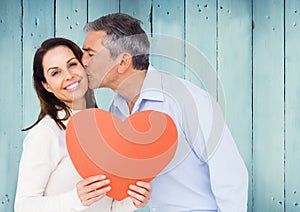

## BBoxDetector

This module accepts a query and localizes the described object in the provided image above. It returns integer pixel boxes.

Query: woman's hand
[127,181,152,208]
[76,175,111,206]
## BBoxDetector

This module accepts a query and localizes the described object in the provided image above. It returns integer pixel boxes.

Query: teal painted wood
[217,0,253,211]
[23,0,54,129]
[87,0,119,110]
[1,1,300,211]
[253,0,284,211]
[120,0,152,34]
[56,0,87,46]
[151,0,185,78]
[185,0,217,97]
[88,0,120,21]
[186,0,217,70]
[0,0,22,211]
[285,0,300,211]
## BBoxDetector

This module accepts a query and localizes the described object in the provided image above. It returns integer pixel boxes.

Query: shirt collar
[139,65,164,102]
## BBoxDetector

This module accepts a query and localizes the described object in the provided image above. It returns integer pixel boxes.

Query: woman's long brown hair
[23,38,97,131]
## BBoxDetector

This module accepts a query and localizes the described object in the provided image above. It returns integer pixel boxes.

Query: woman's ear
[42,81,53,93]
[117,53,132,74]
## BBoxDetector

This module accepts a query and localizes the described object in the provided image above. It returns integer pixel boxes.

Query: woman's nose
[64,69,73,80]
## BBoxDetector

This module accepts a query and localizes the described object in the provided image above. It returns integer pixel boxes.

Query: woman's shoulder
[24,115,63,143]
[22,115,63,165]
[35,115,62,131]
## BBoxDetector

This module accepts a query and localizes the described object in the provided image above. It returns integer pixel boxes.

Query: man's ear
[117,53,132,74]
[42,81,53,93]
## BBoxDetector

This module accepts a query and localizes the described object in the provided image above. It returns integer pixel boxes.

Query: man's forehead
[83,30,107,50]
[85,30,107,42]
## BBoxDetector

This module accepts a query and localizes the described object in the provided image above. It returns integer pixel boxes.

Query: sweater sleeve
[14,124,87,212]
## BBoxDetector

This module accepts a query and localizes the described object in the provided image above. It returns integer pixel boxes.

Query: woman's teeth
[66,82,79,90]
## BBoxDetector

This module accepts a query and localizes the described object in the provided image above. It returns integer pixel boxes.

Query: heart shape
[66,108,178,201]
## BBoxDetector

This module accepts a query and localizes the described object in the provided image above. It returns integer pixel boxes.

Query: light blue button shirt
[109,66,248,212]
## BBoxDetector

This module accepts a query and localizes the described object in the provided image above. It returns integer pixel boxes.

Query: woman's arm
[14,124,85,211]
[14,124,110,211]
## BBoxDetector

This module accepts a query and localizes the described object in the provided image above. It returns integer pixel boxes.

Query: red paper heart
[66,108,178,201]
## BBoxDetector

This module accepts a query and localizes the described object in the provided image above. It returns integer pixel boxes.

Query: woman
[15,38,151,211]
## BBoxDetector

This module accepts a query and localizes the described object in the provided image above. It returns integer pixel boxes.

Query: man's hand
[127,181,152,208]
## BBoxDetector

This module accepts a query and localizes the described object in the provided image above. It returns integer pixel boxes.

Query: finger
[82,193,106,206]
[136,181,152,192]
[81,186,111,206]
[86,185,111,199]
[127,189,146,203]
[77,178,109,196]
[78,175,106,188]
[129,196,145,208]
[128,185,148,198]
[84,179,110,193]
[77,177,110,205]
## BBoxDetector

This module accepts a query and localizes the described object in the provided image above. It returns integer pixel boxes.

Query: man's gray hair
[84,13,150,70]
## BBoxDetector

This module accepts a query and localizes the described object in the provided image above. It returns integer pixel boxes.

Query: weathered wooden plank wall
[0,0,22,211]
[285,0,300,211]
[0,0,299,211]
[218,0,253,209]
[253,0,284,211]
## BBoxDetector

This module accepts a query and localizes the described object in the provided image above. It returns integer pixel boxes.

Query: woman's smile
[65,80,80,91]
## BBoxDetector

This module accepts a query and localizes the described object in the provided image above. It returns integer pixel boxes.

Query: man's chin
[88,84,98,90]
[87,79,99,90]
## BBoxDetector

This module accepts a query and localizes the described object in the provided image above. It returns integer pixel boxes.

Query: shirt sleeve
[111,197,137,212]
[183,88,248,212]
[14,124,87,212]
[207,124,248,212]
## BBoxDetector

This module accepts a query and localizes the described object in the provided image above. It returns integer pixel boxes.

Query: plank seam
[283,0,286,210]
[251,0,254,211]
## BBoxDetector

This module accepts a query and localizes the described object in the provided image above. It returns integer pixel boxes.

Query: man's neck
[115,69,147,113]
[67,99,86,111]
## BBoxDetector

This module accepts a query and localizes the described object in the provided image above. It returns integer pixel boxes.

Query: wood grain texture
[23,0,54,129]
[285,0,300,211]
[0,0,22,211]
[151,0,185,78]
[217,0,253,210]
[253,0,284,211]
[1,0,299,211]
[185,0,217,95]
[56,0,87,46]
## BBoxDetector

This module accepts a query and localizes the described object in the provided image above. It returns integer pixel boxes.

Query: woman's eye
[69,62,77,67]
[51,70,59,76]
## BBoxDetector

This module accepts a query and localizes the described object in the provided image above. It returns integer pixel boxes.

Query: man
[82,13,248,212]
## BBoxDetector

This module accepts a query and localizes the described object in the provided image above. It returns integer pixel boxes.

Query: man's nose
[81,52,90,67]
